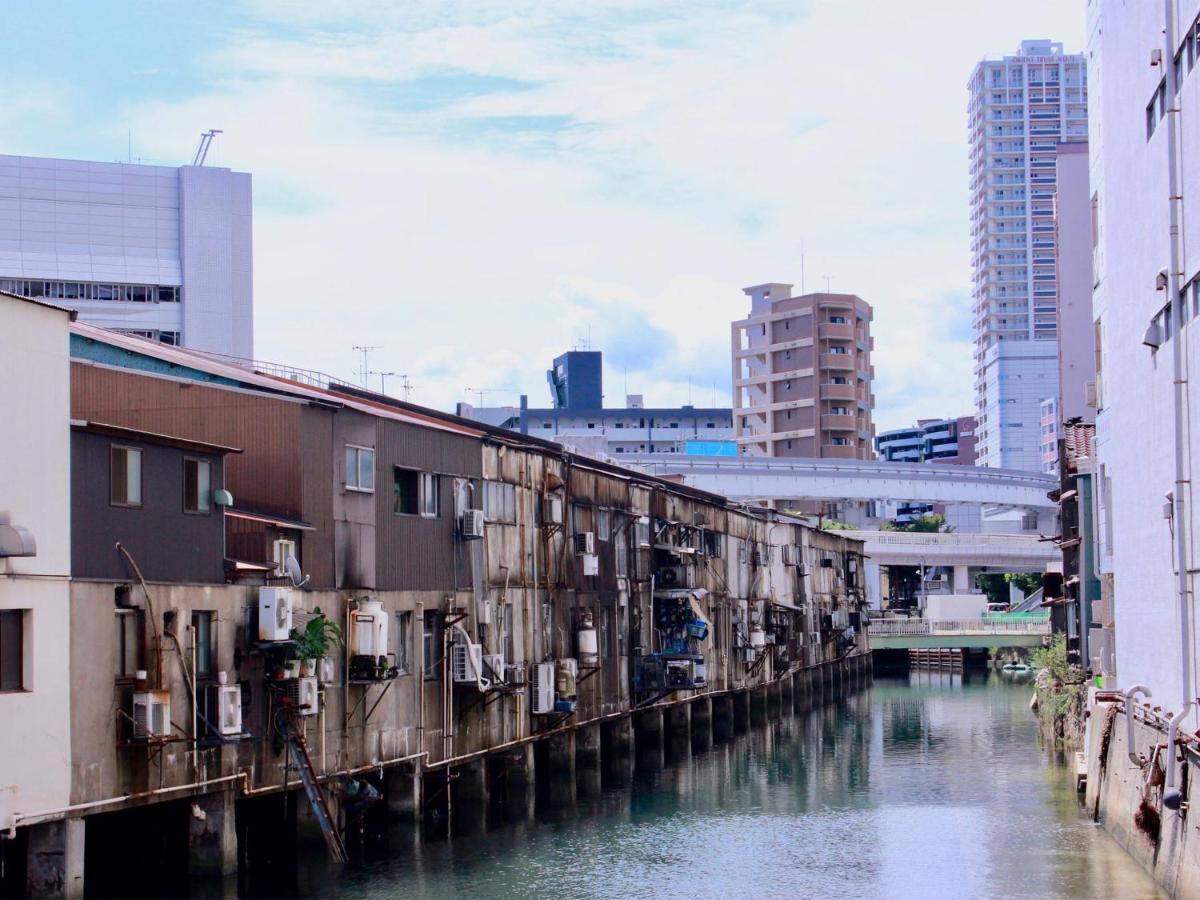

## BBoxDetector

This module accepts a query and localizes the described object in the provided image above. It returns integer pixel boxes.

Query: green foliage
[291,606,343,659]
[1005,572,1043,595]
[820,519,860,531]
[881,514,952,533]
[1032,634,1071,683]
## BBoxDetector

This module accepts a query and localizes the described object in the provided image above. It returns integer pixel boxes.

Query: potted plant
[291,607,342,679]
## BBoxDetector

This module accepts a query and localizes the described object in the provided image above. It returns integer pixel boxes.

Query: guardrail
[868,618,1051,636]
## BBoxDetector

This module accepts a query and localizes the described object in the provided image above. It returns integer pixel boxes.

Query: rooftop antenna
[352,345,381,388]
[464,386,513,406]
[800,238,806,294]
[823,275,835,293]
[370,370,397,394]
[192,129,223,166]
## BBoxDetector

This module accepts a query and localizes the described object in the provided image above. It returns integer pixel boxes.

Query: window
[111,446,142,507]
[273,539,297,574]
[394,468,418,514]
[192,611,215,677]
[483,480,516,523]
[345,445,375,492]
[423,611,442,680]
[596,507,612,541]
[0,610,24,692]
[184,458,212,513]
[420,473,440,517]
[115,609,141,679]
[396,612,413,675]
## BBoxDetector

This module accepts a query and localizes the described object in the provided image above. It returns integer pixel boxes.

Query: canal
[251,673,1160,899]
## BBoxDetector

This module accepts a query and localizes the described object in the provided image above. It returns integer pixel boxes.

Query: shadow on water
[239,674,1162,899]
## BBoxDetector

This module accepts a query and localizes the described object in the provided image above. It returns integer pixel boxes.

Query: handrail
[868,618,1051,636]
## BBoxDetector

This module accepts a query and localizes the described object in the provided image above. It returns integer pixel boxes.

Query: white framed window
[419,472,440,517]
[345,445,375,492]
[111,445,142,507]
[183,458,212,513]
[483,480,516,523]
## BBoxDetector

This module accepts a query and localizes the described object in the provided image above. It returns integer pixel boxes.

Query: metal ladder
[277,705,348,863]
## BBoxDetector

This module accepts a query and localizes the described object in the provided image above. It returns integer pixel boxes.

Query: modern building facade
[0,153,252,358]
[732,284,875,460]
[968,41,1087,470]
[875,416,977,465]
[457,350,734,457]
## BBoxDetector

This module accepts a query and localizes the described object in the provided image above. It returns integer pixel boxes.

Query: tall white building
[0,154,252,358]
[968,41,1087,470]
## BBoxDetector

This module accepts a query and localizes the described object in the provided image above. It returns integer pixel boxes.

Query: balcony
[820,414,858,431]
[819,353,855,371]
[820,383,856,401]
[817,322,854,340]
[821,444,859,459]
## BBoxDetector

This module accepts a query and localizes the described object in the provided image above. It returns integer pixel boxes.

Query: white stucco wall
[0,292,73,830]
[1091,0,1200,715]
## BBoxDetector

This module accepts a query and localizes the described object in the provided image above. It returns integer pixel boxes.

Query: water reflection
[246,673,1161,899]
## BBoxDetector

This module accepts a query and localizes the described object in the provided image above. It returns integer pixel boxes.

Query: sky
[3,0,1086,430]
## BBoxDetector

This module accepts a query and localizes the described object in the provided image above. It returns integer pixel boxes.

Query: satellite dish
[285,555,309,589]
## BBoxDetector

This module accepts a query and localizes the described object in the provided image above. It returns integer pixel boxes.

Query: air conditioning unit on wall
[531,661,555,714]
[574,532,595,555]
[258,587,294,642]
[207,684,243,736]
[453,642,484,684]
[460,509,485,539]
[132,690,171,740]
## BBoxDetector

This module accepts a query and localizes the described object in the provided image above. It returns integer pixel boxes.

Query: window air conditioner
[460,509,485,540]
[531,661,556,714]
[542,495,564,525]
[452,641,484,684]
[657,566,688,589]
[132,690,171,740]
[258,587,294,642]
[574,532,595,555]
[207,684,243,736]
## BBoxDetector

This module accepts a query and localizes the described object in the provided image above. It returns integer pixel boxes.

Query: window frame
[482,480,517,524]
[114,608,143,681]
[345,444,376,493]
[423,611,443,681]
[396,611,413,675]
[110,444,143,508]
[192,610,216,679]
[0,609,25,692]
[183,457,213,515]
[419,472,440,518]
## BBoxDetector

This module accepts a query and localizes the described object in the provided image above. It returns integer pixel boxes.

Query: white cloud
[117,0,1084,429]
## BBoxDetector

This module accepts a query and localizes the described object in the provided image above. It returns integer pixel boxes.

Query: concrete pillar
[865,560,883,610]
[712,694,734,743]
[793,670,809,713]
[665,703,692,762]
[545,731,577,807]
[576,724,602,797]
[636,708,665,771]
[766,680,782,719]
[452,758,489,809]
[953,565,970,594]
[781,674,795,712]
[500,745,536,820]
[385,764,422,822]
[690,696,713,754]
[603,717,635,784]
[26,819,85,900]
[189,789,239,879]
[750,684,768,727]
[732,689,751,733]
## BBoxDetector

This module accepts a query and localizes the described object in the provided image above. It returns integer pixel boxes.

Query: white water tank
[577,611,599,667]
[350,598,388,659]
[749,627,766,650]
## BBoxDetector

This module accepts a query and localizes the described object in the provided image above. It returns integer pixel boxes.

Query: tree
[881,513,951,533]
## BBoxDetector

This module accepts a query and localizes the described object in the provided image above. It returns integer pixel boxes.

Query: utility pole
[352,345,381,388]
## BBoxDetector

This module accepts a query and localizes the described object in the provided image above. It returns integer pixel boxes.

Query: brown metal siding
[374,419,483,590]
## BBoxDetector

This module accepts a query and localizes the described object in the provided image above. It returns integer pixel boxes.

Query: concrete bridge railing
[868,618,1051,637]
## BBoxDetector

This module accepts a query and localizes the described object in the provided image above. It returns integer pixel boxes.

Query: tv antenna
[464,387,513,406]
[822,275,835,293]
[352,345,382,388]
[192,129,223,166]
[370,370,397,395]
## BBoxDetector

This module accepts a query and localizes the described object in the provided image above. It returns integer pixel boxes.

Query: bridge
[867,616,1051,650]
[626,455,1056,509]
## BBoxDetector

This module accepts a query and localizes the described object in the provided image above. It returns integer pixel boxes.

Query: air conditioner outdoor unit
[452,641,484,684]
[132,690,171,740]
[506,663,527,685]
[258,587,295,641]
[272,539,297,575]
[657,565,688,589]
[460,509,485,539]
[542,495,564,525]
[531,661,556,714]
[751,549,764,566]
[582,553,599,576]
[207,684,243,736]
[574,532,595,555]
[289,675,319,717]
[483,653,505,683]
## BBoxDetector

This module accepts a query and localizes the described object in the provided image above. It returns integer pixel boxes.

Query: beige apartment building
[732,284,875,460]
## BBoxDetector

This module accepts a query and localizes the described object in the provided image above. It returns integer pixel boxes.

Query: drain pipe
[1163,0,1196,717]
[1164,701,1195,810]
[1125,684,1153,765]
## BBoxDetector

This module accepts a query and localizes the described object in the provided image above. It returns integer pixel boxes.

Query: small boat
[1002,662,1033,675]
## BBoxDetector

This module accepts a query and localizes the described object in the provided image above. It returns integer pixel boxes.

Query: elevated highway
[626,455,1056,509]
[867,616,1051,650]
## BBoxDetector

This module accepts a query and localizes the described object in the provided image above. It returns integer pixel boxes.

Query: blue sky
[3,0,1086,428]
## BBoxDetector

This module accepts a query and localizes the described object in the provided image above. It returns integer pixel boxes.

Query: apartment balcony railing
[820,383,857,402]
[817,322,855,340]
[820,414,858,431]
[819,353,855,371]
[821,444,859,459]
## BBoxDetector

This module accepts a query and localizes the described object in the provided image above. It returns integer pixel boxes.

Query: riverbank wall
[1084,695,1200,896]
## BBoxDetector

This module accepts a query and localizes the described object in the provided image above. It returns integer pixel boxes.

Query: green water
[271,672,1162,899]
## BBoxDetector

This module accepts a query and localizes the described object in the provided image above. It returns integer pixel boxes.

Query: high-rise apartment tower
[968,40,1087,469]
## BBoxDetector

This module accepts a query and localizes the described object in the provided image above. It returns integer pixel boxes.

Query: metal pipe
[1163,0,1196,715]
[1165,701,1195,810]
[1125,683,1153,765]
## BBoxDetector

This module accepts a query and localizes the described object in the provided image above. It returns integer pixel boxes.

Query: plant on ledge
[291,606,343,663]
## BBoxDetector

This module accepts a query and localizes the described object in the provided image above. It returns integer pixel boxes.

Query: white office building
[0,154,252,358]
[968,41,1087,470]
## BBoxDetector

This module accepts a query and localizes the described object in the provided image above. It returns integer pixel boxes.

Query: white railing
[869,618,1051,636]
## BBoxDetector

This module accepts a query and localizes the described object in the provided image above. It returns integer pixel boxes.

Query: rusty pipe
[1165,701,1195,810]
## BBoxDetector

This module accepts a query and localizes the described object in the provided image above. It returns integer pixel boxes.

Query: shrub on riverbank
[1033,636,1086,747]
